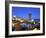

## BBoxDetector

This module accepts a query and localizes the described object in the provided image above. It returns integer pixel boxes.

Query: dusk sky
[12,7,40,19]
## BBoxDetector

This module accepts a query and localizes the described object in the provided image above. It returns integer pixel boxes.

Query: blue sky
[12,7,40,19]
